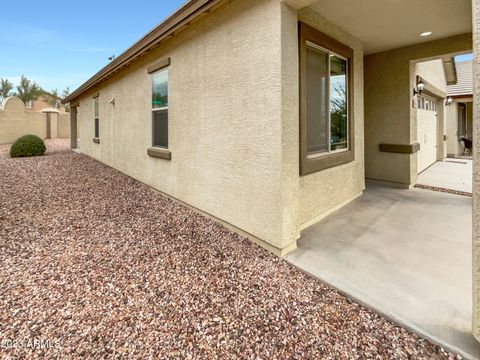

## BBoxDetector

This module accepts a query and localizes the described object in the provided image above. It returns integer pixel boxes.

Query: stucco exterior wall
[0,96,72,145]
[467,101,474,139]
[416,59,447,92]
[364,34,472,185]
[77,0,290,252]
[0,97,48,145]
[75,0,367,253]
[58,112,72,138]
[291,7,366,228]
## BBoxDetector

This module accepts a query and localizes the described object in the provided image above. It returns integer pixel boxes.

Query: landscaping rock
[0,139,455,359]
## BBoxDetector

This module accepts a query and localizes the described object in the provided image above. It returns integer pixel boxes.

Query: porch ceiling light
[445,97,453,106]
[413,79,425,96]
[420,31,432,37]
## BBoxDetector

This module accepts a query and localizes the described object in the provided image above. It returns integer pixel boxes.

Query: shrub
[10,135,46,158]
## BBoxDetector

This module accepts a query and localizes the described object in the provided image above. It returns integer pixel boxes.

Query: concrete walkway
[286,182,477,359]
[417,159,472,193]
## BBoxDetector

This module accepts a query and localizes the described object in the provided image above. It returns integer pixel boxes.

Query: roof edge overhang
[443,57,458,86]
[62,0,222,104]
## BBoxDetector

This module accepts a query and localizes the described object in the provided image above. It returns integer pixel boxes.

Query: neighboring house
[62,0,480,342]
[445,60,474,156]
[27,95,64,112]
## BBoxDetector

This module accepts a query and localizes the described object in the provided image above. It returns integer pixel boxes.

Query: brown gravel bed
[414,184,472,197]
[0,139,455,359]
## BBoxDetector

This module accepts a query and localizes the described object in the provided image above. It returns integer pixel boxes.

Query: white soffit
[309,0,472,55]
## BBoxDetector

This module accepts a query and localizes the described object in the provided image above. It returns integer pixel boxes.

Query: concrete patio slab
[286,182,477,359]
[417,159,472,193]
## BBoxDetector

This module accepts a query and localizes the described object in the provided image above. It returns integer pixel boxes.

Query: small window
[418,96,425,110]
[299,22,354,175]
[152,69,168,148]
[94,96,99,138]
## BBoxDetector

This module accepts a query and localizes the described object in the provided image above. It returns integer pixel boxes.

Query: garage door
[417,96,438,174]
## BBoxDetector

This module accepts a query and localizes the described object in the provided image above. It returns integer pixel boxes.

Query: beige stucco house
[63,0,480,341]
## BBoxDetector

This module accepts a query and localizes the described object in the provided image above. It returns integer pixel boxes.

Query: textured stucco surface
[293,7,366,228]
[472,0,480,341]
[0,96,72,145]
[58,112,72,139]
[446,99,474,156]
[75,0,368,252]
[364,34,472,186]
[416,59,447,92]
[77,0,289,250]
[0,97,46,144]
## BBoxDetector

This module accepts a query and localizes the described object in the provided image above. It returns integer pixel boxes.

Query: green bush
[10,135,46,158]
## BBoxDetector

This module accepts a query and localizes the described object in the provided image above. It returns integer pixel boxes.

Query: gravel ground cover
[414,184,472,197]
[0,139,457,359]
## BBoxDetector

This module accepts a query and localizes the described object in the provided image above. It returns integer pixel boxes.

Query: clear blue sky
[455,54,474,62]
[2,2,474,94]
[0,1,186,93]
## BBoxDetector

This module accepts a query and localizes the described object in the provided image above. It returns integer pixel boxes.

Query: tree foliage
[15,75,43,104]
[44,89,61,109]
[0,78,14,101]
[62,87,71,112]
[330,86,347,150]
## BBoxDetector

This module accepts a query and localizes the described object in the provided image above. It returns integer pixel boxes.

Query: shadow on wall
[0,96,72,145]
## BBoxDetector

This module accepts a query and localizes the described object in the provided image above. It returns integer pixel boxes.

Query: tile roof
[447,60,473,97]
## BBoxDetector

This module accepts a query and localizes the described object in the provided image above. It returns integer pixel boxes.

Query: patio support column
[473,0,480,342]
[70,106,78,149]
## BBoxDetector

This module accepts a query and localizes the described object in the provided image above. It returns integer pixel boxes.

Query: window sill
[301,149,354,176]
[147,147,171,160]
[379,143,420,154]
[93,137,100,144]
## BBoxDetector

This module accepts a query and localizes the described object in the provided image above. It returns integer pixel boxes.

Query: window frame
[93,94,100,140]
[151,68,169,149]
[299,22,355,176]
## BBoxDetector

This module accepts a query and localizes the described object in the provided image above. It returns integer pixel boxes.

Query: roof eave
[62,0,222,104]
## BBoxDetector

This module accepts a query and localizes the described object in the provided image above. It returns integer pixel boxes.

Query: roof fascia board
[63,0,223,104]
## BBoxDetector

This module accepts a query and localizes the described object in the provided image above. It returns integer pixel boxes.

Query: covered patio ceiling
[307,0,472,54]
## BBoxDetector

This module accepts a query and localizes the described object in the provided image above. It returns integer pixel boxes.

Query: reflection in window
[152,69,169,148]
[152,70,168,109]
[330,55,347,151]
[306,43,348,155]
[306,46,329,154]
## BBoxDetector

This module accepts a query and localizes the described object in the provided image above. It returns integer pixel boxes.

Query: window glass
[306,45,329,154]
[94,97,99,138]
[330,55,348,151]
[152,70,168,109]
[306,44,348,155]
[94,97,99,117]
[95,118,99,138]
[152,68,169,148]
[153,110,168,148]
